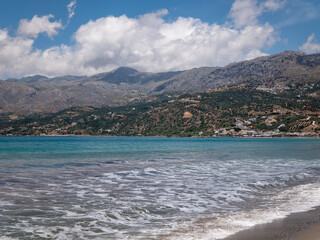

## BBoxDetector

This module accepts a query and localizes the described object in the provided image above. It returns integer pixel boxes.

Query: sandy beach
[221,206,320,240]
[293,223,320,240]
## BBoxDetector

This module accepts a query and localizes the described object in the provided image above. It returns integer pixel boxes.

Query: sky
[0,0,319,79]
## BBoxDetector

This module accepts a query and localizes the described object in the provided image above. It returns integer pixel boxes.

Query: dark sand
[293,223,320,240]
[221,206,320,240]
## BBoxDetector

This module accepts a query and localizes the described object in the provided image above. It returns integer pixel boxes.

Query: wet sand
[292,223,320,240]
[221,206,320,240]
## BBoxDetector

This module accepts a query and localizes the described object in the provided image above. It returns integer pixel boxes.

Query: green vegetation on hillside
[1,84,319,137]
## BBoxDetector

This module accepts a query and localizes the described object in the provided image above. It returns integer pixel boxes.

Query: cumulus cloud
[71,10,275,73]
[299,34,320,54]
[67,0,77,19]
[0,29,34,75]
[17,14,62,38]
[229,0,261,28]
[229,0,286,28]
[1,6,278,78]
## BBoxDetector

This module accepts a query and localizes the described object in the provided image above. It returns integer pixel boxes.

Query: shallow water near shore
[0,137,320,239]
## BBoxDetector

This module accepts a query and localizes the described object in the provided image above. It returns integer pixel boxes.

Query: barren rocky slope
[1,51,319,115]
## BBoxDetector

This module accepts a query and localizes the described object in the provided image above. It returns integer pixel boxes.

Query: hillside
[154,51,320,92]
[1,51,320,115]
[1,82,319,137]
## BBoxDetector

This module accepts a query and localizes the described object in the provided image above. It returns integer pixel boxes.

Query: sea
[0,136,320,240]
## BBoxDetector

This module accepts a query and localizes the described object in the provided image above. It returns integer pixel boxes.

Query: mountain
[6,75,49,83]
[88,67,183,84]
[1,51,319,115]
[1,85,319,137]
[154,51,320,93]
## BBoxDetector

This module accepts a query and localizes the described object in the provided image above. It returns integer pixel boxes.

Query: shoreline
[1,135,319,239]
[0,134,319,139]
[221,206,320,240]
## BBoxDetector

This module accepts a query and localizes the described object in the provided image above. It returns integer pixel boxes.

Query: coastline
[0,134,319,139]
[221,206,320,240]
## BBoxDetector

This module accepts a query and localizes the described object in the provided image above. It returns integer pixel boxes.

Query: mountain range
[1,50,320,115]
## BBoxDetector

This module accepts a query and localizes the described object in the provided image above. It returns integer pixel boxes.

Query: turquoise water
[0,137,320,239]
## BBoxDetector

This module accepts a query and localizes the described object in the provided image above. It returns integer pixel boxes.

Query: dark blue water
[0,137,320,239]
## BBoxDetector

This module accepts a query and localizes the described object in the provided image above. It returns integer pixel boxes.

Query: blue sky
[0,0,319,78]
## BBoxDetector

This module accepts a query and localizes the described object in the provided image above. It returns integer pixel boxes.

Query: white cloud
[0,29,34,75]
[70,9,275,73]
[299,34,320,54]
[17,14,62,38]
[262,0,286,11]
[229,0,261,28]
[67,0,77,19]
[1,7,277,78]
[229,0,286,28]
